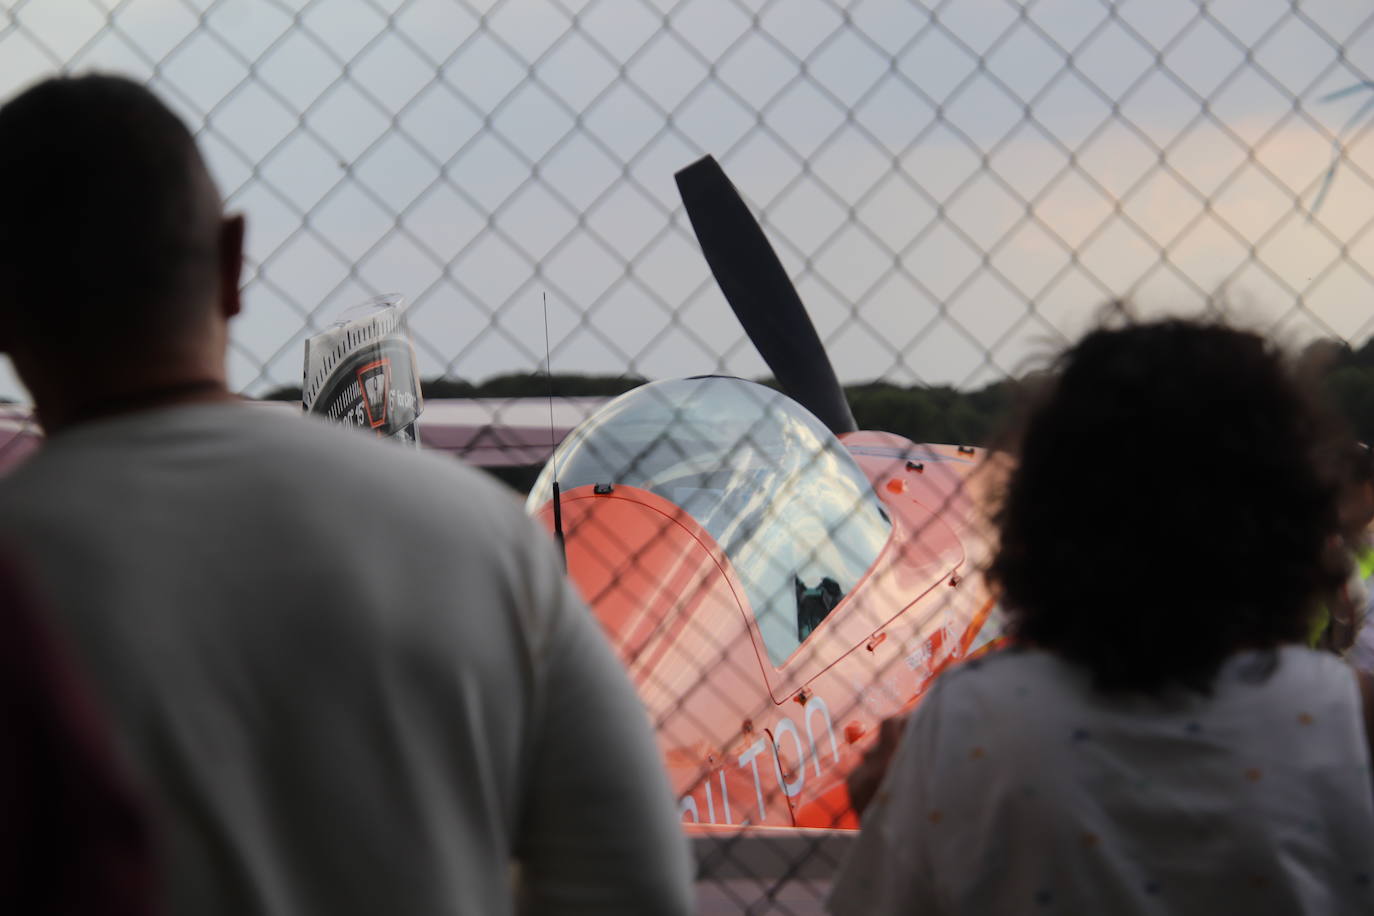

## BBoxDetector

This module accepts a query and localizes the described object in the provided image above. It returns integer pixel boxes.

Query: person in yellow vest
[1344,443,1374,670]
[1308,548,1373,653]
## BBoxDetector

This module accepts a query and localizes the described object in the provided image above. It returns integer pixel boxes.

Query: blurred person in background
[1340,443,1374,670]
[828,319,1374,915]
[0,74,692,916]
[1306,442,1374,655]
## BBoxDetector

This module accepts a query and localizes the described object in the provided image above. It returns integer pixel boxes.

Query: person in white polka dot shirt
[830,319,1374,915]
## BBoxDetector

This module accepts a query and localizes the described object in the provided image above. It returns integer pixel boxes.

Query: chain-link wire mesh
[5,0,1374,911]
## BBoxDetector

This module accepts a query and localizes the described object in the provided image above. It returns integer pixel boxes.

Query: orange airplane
[526,156,1006,829]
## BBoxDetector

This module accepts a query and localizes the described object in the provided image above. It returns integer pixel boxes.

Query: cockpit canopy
[527,377,892,666]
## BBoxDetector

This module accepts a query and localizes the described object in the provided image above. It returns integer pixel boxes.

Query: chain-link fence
[5,0,1374,911]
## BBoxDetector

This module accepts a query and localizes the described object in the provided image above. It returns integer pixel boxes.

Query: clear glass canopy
[528,377,891,665]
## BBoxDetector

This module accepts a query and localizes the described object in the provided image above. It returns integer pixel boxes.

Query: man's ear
[218,213,245,320]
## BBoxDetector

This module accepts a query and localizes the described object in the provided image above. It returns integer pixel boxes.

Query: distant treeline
[261,373,1016,447]
[260,338,1374,454]
[260,373,647,404]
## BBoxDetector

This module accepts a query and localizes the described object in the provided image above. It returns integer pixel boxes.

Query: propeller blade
[675,155,857,436]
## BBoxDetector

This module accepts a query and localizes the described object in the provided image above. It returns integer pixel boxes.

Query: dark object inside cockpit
[796,576,844,641]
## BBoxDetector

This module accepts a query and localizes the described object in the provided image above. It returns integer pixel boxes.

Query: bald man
[0,75,692,916]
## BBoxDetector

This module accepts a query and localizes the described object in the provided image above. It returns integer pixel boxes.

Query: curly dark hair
[988,319,1353,694]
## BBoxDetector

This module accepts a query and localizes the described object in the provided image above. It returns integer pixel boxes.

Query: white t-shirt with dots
[829,646,1374,915]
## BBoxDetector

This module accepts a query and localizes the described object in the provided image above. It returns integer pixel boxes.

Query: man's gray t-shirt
[0,404,692,915]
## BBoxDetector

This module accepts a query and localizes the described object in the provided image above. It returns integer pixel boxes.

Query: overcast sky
[2,0,1373,401]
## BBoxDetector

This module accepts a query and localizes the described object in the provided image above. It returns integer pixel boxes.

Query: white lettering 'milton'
[772,718,807,798]
[678,701,842,824]
[805,695,840,776]
[738,738,769,823]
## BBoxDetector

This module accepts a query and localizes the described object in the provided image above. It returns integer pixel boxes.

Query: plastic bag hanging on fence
[302,295,423,446]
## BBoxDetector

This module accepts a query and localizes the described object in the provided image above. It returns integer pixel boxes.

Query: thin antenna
[544,292,567,570]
